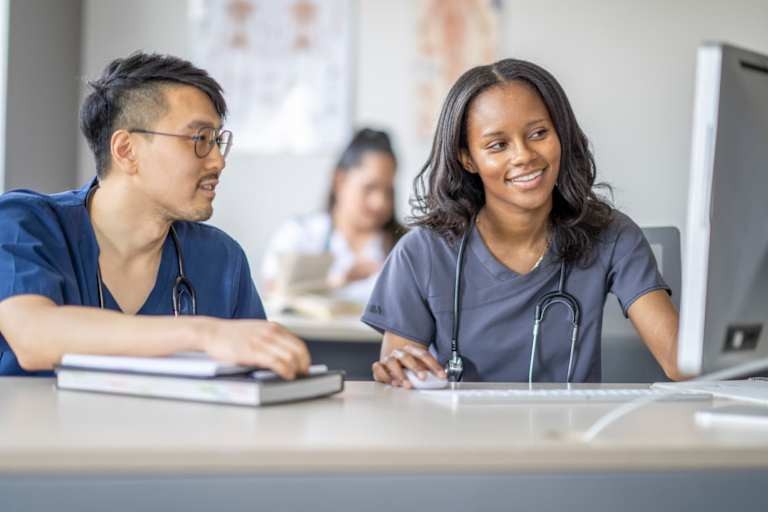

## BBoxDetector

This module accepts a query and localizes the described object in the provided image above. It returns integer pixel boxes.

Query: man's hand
[202,320,311,379]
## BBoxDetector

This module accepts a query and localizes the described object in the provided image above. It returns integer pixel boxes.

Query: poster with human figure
[190,0,353,154]
[415,0,501,138]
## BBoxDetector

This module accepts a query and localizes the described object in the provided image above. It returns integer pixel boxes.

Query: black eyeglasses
[129,126,233,159]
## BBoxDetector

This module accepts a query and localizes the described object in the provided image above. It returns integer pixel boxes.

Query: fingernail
[418,371,427,380]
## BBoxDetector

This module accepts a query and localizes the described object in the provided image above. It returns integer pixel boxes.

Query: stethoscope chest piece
[88,182,197,316]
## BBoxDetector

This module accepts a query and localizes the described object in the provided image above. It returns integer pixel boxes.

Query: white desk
[2,379,768,511]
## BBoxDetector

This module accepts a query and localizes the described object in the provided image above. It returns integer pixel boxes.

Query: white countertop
[2,379,768,474]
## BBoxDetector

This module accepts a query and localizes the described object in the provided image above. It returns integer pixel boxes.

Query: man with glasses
[0,52,310,378]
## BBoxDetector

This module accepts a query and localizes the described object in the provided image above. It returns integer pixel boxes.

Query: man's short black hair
[80,51,227,177]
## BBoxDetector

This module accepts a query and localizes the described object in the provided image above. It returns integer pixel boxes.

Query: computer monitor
[677,42,768,376]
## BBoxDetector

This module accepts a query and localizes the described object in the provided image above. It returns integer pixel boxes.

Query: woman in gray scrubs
[362,59,682,385]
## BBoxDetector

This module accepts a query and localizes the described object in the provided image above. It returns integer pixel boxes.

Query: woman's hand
[372,332,446,388]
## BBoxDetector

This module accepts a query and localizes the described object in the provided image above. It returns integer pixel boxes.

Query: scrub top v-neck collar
[468,222,557,283]
[77,178,176,315]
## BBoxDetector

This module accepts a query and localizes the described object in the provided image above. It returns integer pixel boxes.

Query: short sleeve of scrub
[0,194,68,306]
[359,212,670,383]
[604,213,670,316]
[233,247,266,319]
[361,229,435,345]
[0,181,269,376]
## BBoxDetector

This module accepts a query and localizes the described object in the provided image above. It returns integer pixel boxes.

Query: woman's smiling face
[460,80,562,216]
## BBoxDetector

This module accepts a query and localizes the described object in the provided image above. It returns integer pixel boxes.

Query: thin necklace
[531,238,549,271]
[476,213,550,272]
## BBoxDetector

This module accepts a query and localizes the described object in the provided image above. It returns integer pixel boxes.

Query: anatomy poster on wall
[414,0,501,138]
[190,0,353,154]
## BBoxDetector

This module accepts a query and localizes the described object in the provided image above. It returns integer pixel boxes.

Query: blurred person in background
[261,128,404,305]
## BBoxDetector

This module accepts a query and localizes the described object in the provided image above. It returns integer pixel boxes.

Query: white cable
[581,356,768,443]
[581,393,673,443]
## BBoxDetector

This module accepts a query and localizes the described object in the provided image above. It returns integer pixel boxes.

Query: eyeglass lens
[194,127,233,159]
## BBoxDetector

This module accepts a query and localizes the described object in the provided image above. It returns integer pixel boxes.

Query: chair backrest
[601,226,681,383]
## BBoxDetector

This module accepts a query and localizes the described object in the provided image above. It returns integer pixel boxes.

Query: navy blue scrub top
[362,211,670,382]
[0,178,266,376]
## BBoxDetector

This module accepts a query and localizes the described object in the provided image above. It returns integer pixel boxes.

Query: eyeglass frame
[128,126,233,159]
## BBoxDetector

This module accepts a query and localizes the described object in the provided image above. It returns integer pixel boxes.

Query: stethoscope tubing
[448,218,581,384]
[87,184,197,316]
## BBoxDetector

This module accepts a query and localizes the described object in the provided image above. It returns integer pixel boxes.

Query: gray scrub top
[361,211,669,382]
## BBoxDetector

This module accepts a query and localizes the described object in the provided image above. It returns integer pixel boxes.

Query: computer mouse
[404,369,448,390]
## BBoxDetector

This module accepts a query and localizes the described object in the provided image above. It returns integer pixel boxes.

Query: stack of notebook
[55,352,344,406]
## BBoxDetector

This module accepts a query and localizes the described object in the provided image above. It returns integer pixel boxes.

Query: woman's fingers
[372,361,391,383]
[389,349,429,375]
[383,352,408,386]
[378,346,447,388]
[401,345,446,379]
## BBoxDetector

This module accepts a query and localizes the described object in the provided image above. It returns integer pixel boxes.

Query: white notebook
[60,352,255,377]
[56,353,343,406]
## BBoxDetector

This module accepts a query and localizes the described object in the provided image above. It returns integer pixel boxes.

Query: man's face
[132,85,226,222]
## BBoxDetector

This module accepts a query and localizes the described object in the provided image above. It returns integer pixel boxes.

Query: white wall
[0,0,7,193]
[501,0,768,232]
[4,0,81,193]
[79,0,768,283]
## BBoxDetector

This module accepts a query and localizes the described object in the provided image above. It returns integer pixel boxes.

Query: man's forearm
[0,295,213,371]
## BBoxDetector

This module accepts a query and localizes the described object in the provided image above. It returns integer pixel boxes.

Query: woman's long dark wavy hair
[327,128,406,251]
[410,58,613,264]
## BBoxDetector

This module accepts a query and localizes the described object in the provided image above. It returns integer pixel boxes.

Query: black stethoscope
[445,218,581,384]
[86,184,197,316]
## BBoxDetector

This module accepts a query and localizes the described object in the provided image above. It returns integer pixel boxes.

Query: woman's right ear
[459,149,477,174]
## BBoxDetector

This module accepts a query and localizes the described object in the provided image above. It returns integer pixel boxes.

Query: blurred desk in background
[270,313,381,380]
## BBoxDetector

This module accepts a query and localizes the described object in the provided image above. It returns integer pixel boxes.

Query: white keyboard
[418,388,712,403]
[652,379,768,405]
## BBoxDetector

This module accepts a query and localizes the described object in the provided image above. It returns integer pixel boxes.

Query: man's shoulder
[0,181,91,214]
[0,189,54,211]
[175,222,245,255]
[0,190,79,229]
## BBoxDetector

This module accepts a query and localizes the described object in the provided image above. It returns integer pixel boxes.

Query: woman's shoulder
[267,212,327,236]
[395,225,450,254]
[600,209,644,242]
[267,212,331,249]
[290,212,332,232]
[592,209,652,266]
